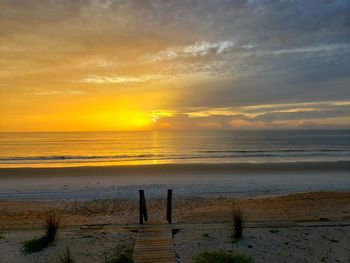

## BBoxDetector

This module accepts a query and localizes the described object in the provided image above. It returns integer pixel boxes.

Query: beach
[0,162,349,200]
[1,131,349,262]
[1,164,350,262]
[0,191,349,262]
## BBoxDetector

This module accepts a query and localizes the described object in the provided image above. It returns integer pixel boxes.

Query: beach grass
[59,247,75,263]
[45,214,60,243]
[22,213,59,254]
[45,213,60,243]
[202,233,210,238]
[105,244,133,263]
[22,236,50,254]
[193,250,255,263]
[232,204,245,239]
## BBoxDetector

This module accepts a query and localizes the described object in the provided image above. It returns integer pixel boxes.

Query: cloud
[1,0,350,130]
[254,109,350,122]
[80,74,175,84]
[33,90,85,96]
[148,40,235,62]
[269,44,350,55]
[153,102,350,130]
[80,57,121,68]
[81,75,149,84]
[92,0,115,9]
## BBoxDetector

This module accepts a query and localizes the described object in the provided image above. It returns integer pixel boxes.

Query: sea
[0,130,349,168]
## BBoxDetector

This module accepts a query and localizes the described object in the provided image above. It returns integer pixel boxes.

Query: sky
[0,0,350,132]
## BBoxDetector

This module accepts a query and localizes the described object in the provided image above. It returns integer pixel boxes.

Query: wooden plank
[133,226,176,263]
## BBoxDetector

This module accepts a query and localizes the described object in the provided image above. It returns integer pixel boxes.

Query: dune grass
[193,250,255,263]
[45,213,60,243]
[59,247,75,263]
[22,236,50,254]
[232,204,245,240]
[105,244,133,263]
[22,213,60,254]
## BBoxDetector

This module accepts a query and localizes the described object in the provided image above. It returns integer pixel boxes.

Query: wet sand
[1,162,349,178]
[1,162,349,200]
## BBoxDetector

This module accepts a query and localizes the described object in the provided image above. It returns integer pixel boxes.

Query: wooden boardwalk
[133,225,176,263]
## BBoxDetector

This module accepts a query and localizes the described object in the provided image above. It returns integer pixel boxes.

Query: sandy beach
[1,162,349,201]
[0,163,349,262]
[1,191,350,262]
[0,191,350,228]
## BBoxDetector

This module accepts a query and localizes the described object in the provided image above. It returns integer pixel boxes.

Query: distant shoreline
[0,161,349,177]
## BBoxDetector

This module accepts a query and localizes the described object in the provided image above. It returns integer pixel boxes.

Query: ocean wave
[1,149,350,163]
[199,149,350,153]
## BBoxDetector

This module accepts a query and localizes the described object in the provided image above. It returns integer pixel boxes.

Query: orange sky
[1,1,349,132]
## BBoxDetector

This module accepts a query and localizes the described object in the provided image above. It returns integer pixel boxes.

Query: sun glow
[0,91,174,131]
[1,1,349,132]
[89,111,153,131]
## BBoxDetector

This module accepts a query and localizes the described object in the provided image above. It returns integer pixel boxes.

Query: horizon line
[1,128,350,133]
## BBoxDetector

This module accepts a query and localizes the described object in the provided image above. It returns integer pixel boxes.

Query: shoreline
[0,161,349,201]
[1,160,349,177]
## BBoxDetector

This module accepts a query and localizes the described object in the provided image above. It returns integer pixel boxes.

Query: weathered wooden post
[167,189,172,223]
[142,191,148,222]
[139,190,144,224]
[139,190,148,224]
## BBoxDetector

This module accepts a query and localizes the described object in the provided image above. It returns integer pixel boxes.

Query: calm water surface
[0,130,349,167]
